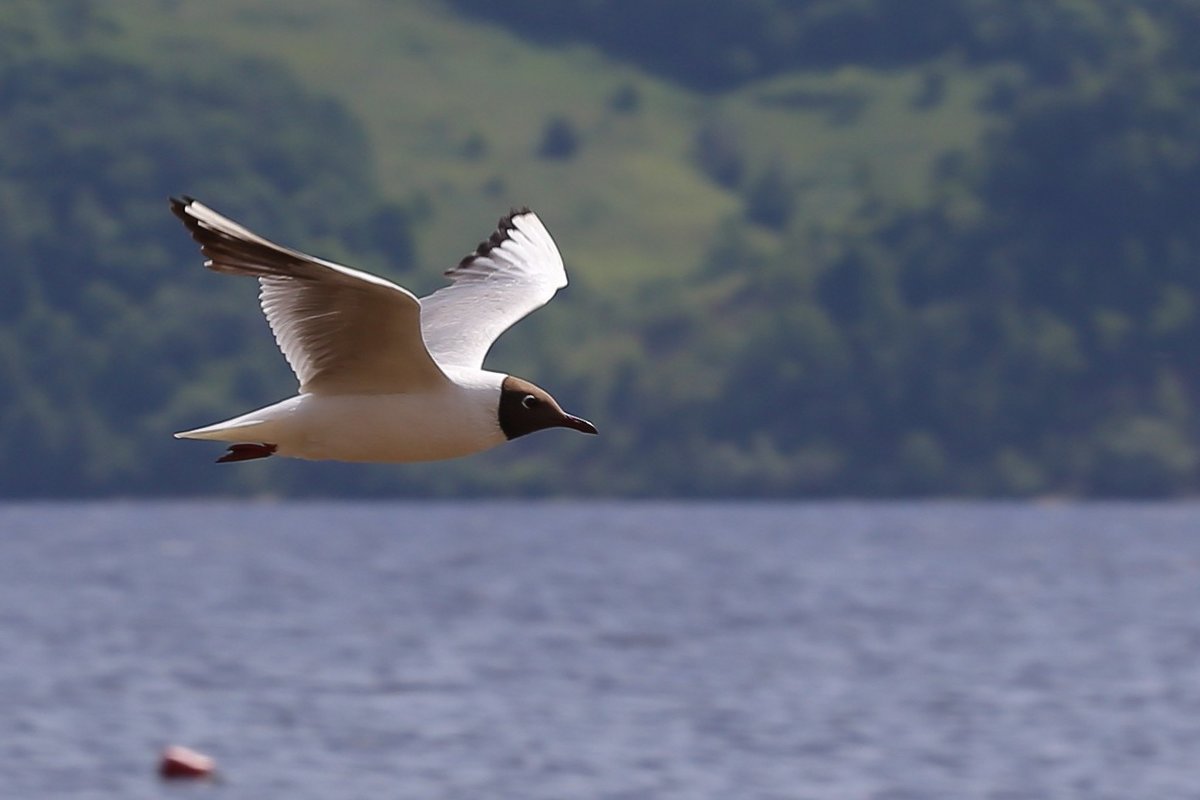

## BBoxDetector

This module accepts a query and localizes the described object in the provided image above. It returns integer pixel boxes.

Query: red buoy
[158,745,216,780]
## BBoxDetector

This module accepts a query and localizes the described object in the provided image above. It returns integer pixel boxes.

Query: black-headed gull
[170,197,597,463]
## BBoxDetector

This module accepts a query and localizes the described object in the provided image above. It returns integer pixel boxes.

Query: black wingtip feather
[169,196,209,251]
[170,196,308,280]
[451,206,537,272]
[497,206,532,231]
[168,196,201,230]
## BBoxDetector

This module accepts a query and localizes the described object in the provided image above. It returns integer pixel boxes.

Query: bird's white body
[168,198,595,464]
[180,367,508,462]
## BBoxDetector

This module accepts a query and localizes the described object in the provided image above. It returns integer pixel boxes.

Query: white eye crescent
[522,394,539,409]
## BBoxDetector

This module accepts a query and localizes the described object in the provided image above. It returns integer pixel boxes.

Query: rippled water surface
[2,502,1200,799]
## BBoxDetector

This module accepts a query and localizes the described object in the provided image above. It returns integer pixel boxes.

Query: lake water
[2,502,1199,799]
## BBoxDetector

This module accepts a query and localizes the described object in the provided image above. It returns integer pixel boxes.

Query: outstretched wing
[171,196,447,395]
[420,208,567,369]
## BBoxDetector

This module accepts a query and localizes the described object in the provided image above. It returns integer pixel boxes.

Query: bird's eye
[522,394,539,409]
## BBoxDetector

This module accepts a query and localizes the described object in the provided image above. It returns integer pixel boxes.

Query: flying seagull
[170,197,596,463]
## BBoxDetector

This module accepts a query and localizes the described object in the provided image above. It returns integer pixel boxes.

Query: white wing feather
[420,208,567,369]
[171,197,447,395]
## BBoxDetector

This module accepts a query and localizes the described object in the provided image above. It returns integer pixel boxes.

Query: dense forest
[2,1,1199,497]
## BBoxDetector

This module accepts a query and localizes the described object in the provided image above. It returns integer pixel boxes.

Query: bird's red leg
[216,443,278,463]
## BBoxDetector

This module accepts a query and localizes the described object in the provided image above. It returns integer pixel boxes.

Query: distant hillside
[1,0,1199,496]
[446,0,1135,89]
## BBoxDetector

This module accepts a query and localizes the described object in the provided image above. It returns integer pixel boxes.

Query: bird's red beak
[561,414,598,435]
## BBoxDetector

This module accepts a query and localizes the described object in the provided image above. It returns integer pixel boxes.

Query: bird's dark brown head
[498,376,597,440]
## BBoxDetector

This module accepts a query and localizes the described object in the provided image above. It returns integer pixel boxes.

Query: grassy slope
[105,0,996,297]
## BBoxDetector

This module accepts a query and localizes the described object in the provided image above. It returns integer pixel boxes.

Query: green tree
[0,53,415,495]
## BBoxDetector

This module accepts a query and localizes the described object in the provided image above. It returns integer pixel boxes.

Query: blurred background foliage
[1,0,1198,497]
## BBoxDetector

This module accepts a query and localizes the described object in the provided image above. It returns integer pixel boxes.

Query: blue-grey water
[2,502,1199,799]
